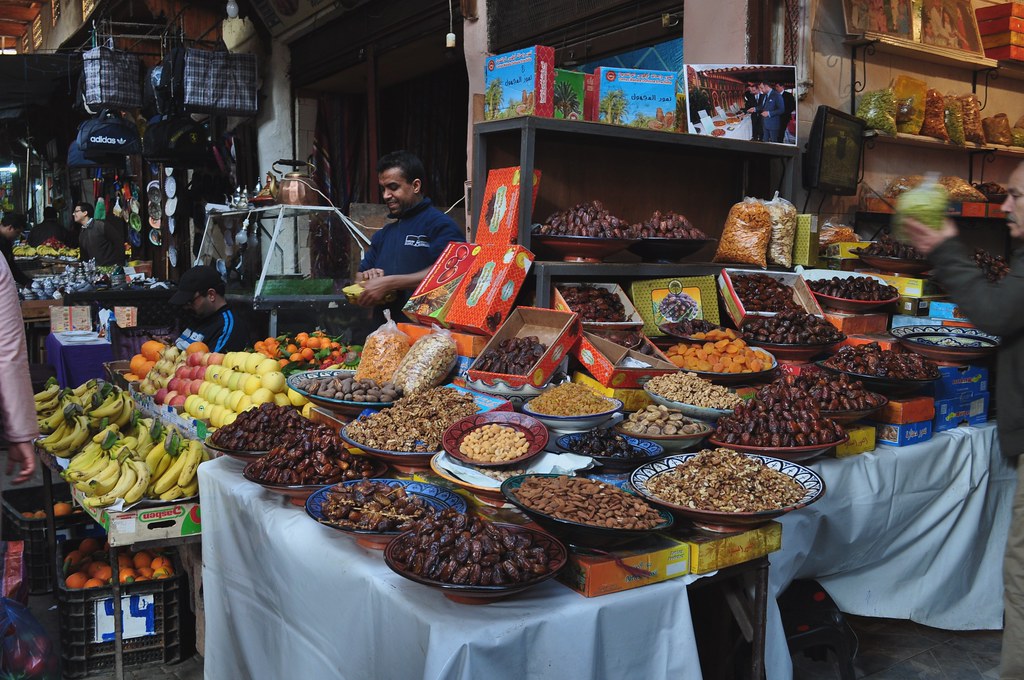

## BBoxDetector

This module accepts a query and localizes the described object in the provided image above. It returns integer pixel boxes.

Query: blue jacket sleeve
[359,230,381,272]
[427,215,466,262]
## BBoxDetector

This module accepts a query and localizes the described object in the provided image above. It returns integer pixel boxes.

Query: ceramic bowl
[630,452,826,533]
[745,340,842,363]
[810,290,900,313]
[815,360,939,397]
[464,376,559,412]
[521,397,622,433]
[643,387,738,423]
[556,431,665,471]
[339,424,437,472]
[706,434,850,463]
[627,237,717,263]
[889,325,1000,362]
[612,419,713,454]
[287,369,396,416]
[821,393,888,425]
[203,439,268,463]
[441,411,548,468]
[682,349,779,386]
[855,253,931,275]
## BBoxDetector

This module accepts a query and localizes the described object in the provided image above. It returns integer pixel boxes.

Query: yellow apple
[256,358,281,376]
[260,371,286,394]
[273,392,291,407]
[301,402,313,419]
[214,387,231,407]
[250,388,274,405]
[227,390,245,412]
[184,395,199,415]
[287,388,308,407]
[236,395,253,412]
[195,399,212,420]
[222,411,238,426]
[209,405,226,428]
[242,375,262,395]
[244,353,263,374]
[217,369,234,387]
[227,372,244,391]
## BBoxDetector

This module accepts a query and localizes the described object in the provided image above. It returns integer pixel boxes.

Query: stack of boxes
[977,2,1024,62]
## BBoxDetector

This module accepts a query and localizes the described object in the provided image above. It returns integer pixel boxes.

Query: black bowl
[530,234,637,262]
[555,431,665,471]
[627,238,717,263]
[856,253,931,275]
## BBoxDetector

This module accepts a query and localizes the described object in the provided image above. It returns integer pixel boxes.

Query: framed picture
[843,0,914,38]
[920,0,984,54]
[683,64,797,146]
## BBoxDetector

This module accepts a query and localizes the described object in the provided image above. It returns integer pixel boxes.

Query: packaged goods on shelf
[571,372,653,412]
[822,257,860,272]
[474,166,541,246]
[824,241,873,259]
[870,419,933,446]
[717,269,822,327]
[483,46,554,120]
[687,521,782,575]
[889,315,974,329]
[589,67,677,132]
[896,295,948,317]
[835,424,877,458]
[934,392,990,432]
[559,533,690,597]
[467,307,580,388]
[553,69,592,121]
[573,332,677,389]
[930,365,989,399]
[927,301,971,322]
[877,396,936,424]
[824,311,890,335]
[629,276,720,336]
[866,272,942,297]
[793,214,819,267]
[978,3,1024,58]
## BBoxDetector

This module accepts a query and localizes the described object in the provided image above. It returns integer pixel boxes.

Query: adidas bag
[76,111,141,159]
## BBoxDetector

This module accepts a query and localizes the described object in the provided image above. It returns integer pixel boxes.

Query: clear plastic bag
[893,172,948,240]
[884,175,923,198]
[1013,128,1024,148]
[0,598,59,680]
[893,75,926,134]
[983,113,1013,145]
[391,326,458,395]
[353,310,411,384]
[856,88,897,135]
[944,95,965,146]
[712,198,772,268]
[818,220,858,251]
[959,94,985,144]
[939,176,987,202]
[764,192,797,268]
[920,89,949,141]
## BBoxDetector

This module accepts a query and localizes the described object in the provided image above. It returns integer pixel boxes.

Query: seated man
[169,265,253,353]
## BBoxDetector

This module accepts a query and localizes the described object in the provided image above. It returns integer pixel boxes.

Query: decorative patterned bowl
[889,325,999,362]
[643,387,738,423]
[521,397,622,433]
[441,411,549,468]
[287,369,395,416]
[339,424,437,472]
[810,290,900,313]
[555,432,665,471]
[855,253,931,275]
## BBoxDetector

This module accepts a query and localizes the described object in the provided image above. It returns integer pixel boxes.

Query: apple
[236,395,253,412]
[222,411,238,426]
[155,388,169,403]
[244,353,264,374]
[189,380,202,395]
[273,392,290,407]
[207,353,225,365]
[175,365,190,379]
[250,387,274,406]
[214,388,231,407]
[227,390,245,412]
[170,394,188,408]
[242,375,262,396]
[192,366,206,381]
[209,405,226,428]
[166,378,179,393]
[227,373,243,391]
[163,390,179,405]
[287,388,308,407]
[186,352,201,367]
[260,371,286,394]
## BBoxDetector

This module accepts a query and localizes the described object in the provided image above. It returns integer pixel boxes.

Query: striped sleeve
[213,310,234,352]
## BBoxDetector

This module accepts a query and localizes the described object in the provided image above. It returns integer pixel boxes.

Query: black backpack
[143,115,210,166]
[76,111,141,159]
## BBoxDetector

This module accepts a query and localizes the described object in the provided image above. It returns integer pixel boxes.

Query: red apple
[199,352,211,366]
[155,388,168,403]
[188,380,202,395]
[163,390,179,405]
[170,394,188,408]
[207,353,224,365]
[175,365,190,379]
[186,352,203,367]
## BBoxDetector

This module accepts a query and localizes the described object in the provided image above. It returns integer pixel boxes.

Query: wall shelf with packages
[866,132,1024,159]
[843,33,998,73]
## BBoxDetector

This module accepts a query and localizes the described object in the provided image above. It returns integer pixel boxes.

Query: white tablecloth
[764,423,1014,679]
[199,457,710,680]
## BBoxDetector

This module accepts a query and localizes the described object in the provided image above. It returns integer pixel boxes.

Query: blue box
[934,391,990,432]
[593,67,677,131]
[483,46,555,120]
[451,355,474,381]
[869,420,933,447]
[928,301,969,321]
[929,365,989,399]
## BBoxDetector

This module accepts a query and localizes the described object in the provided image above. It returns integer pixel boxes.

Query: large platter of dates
[854,235,931,274]
[818,342,940,396]
[305,479,467,549]
[778,372,888,425]
[741,310,846,362]
[805,274,900,313]
[532,201,638,262]
[627,210,715,262]
[383,509,567,603]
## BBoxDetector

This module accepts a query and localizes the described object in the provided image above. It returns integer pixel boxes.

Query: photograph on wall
[843,0,914,38]
[683,64,797,145]
[920,0,984,54]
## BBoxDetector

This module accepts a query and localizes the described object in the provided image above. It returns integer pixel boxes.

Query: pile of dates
[209,403,309,451]
[557,285,626,322]
[714,381,845,448]
[742,310,845,345]
[320,480,433,532]
[246,424,377,486]
[535,200,639,239]
[292,375,402,403]
[632,210,708,239]
[807,276,898,301]
[822,342,939,380]
[562,428,644,461]
[731,273,800,312]
[974,248,1010,282]
[660,319,727,337]
[390,508,561,586]
[855,234,925,260]
[474,336,547,375]
[778,372,887,412]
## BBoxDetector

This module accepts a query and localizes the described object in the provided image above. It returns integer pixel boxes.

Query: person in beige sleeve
[0,256,38,487]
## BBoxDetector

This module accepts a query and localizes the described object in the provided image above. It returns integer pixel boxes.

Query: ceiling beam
[0,21,27,36]
[0,7,38,22]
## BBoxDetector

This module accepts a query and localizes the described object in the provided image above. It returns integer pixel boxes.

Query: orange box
[958,201,990,217]
[982,30,1024,47]
[984,44,1024,59]
[824,312,890,335]
[559,533,691,597]
[978,15,1024,34]
[976,3,1024,22]
[840,334,901,352]
[876,396,936,424]
[397,323,489,358]
[474,166,541,246]
[467,307,581,388]
[686,521,783,574]
[573,332,677,389]
[403,243,535,335]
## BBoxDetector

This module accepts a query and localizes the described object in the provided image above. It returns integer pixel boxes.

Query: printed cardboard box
[571,372,653,412]
[685,521,782,574]
[835,423,877,458]
[718,269,823,327]
[824,241,873,259]
[895,295,948,317]
[823,312,890,335]
[934,391,990,432]
[397,323,489,358]
[927,301,970,322]
[474,166,541,247]
[838,334,901,352]
[592,67,677,132]
[863,272,942,298]
[876,396,936,425]
[573,332,677,389]
[976,2,1024,23]
[552,283,645,330]
[559,533,690,597]
[69,486,201,547]
[929,365,989,399]
[870,419,933,446]
[793,214,819,267]
[822,257,860,272]
[483,46,554,120]
[889,315,975,330]
[553,69,587,120]
[629,276,720,336]
[467,307,581,388]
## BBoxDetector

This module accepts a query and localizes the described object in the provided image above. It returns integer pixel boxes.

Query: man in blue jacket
[758,82,786,143]
[356,151,465,317]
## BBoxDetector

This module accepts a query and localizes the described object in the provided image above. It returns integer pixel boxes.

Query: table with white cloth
[764,423,1014,679]
[199,456,771,680]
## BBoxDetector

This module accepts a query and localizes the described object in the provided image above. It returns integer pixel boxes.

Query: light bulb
[226,0,239,18]
[445,32,456,48]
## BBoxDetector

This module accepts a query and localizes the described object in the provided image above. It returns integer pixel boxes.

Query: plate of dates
[243,454,386,506]
[530,234,638,262]
[817,343,939,396]
[306,479,467,549]
[889,325,999,362]
[383,509,567,603]
[855,253,932,275]
[805,274,900,313]
[556,429,665,471]
[780,371,889,425]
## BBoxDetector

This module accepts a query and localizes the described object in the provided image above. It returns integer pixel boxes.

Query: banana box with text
[69,486,201,547]
[934,392,990,432]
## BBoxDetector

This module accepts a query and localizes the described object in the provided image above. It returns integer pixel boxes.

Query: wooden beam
[0,21,27,36]
[0,6,37,22]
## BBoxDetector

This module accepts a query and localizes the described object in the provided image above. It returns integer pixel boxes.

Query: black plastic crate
[1,485,104,594]
[56,544,193,678]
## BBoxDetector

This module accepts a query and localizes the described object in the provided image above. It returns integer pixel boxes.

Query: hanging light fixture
[226,0,239,18]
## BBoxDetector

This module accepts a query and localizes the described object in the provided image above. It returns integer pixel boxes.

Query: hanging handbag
[82,47,142,110]
[76,110,142,159]
[155,48,186,115]
[182,48,258,116]
[143,115,210,166]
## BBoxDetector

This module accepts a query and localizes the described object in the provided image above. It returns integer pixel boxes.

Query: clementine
[118,568,136,584]
[149,556,171,571]
[141,340,165,362]
[132,551,153,570]
[65,572,88,589]
[78,538,100,554]
[152,566,174,579]
[130,354,148,376]
[93,564,113,583]
[53,502,72,517]
[186,341,209,355]
[84,578,105,589]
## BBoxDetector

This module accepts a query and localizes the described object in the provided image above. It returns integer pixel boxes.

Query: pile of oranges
[21,502,78,520]
[62,537,175,589]
[253,330,362,372]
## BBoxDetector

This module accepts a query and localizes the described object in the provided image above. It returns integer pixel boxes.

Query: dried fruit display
[557,285,627,322]
[292,375,401,403]
[974,248,1009,282]
[561,428,644,460]
[730,273,800,312]
[345,387,478,452]
[774,372,886,412]
[535,200,638,238]
[474,337,547,375]
[663,337,773,373]
[741,310,845,345]
[632,211,708,239]
[620,405,707,437]
[246,424,377,485]
[319,480,434,532]
[644,372,742,409]
[209,403,309,451]
[854,234,925,260]
[511,475,664,529]
[807,276,898,301]
[822,342,939,380]
[713,381,845,448]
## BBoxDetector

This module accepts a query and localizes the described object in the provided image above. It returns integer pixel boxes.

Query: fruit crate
[56,544,194,678]
[1,485,104,594]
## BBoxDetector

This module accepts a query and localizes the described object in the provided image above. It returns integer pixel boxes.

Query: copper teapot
[272,160,320,206]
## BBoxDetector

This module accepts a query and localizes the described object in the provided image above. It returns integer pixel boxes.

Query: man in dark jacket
[27,207,69,246]
[0,213,32,286]
[774,82,797,143]
[903,160,1024,680]
[74,202,125,266]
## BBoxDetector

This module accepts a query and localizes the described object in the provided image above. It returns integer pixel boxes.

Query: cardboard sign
[50,305,92,332]
[114,306,138,328]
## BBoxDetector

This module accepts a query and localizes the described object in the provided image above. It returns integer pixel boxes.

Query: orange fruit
[254,341,266,352]
[289,352,301,363]
[139,361,155,378]
[93,564,113,584]
[286,344,298,355]
[132,551,153,570]
[300,348,314,361]
[63,550,84,571]
[137,566,154,579]
[279,358,289,368]
[152,566,174,579]
[118,568,136,584]
[130,354,148,376]
[135,576,151,582]
[295,332,309,344]
[79,538,100,554]
[65,572,88,589]
[53,502,73,517]
[306,337,320,350]
[32,511,46,519]
[150,556,171,571]
[84,578,105,588]
[117,554,133,569]
[20,511,32,518]
[141,340,166,362]
[186,341,209,355]
[123,373,140,382]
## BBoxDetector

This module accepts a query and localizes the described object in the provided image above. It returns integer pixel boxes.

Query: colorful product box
[483,46,554,120]
[559,533,691,597]
[979,16,1024,36]
[822,257,860,272]
[870,419,933,447]
[573,332,677,389]
[984,44,1024,59]
[876,396,936,425]
[824,311,890,335]
[467,307,581,388]
[552,283,645,330]
[835,423,877,458]
[629,276,720,336]
[793,214,819,268]
[865,273,942,298]
[685,521,783,575]
[396,323,489,358]
[934,391,990,432]
[718,269,823,328]
[926,301,970,322]
[474,166,541,247]
[838,334,901,352]
[592,67,677,132]
[571,372,653,412]
[824,241,873,259]
[403,243,534,335]
[889,315,975,330]
[553,69,587,120]
[976,2,1024,21]
[930,365,989,399]
[69,486,200,547]
[895,295,948,317]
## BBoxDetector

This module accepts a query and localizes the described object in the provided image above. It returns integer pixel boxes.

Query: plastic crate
[1,485,104,594]
[56,544,193,678]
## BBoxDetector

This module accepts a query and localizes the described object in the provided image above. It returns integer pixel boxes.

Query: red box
[877,396,936,425]
[583,73,597,121]
[839,334,902,352]
[823,311,890,335]
[403,243,534,335]
[396,323,489,358]
[959,201,990,217]
[474,166,541,246]
[718,269,823,327]
[985,44,1024,59]
[573,332,677,389]
[467,307,581,388]
[976,2,1024,22]
[979,15,1024,34]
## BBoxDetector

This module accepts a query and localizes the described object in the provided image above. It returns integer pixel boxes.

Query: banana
[145,438,168,475]
[71,379,99,398]
[176,440,205,487]
[66,453,110,485]
[112,394,134,429]
[35,389,60,411]
[121,460,151,505]
[86,455,122,492]
[38,405,69,435]
[134,423,154,458]
[34,379,59,403]
[153,449,190,495]
[158,484,184,501]
[91,423,121,445]
[88,391,124,420]
[39,419,71,448]
[148,453,172,494]
[63,442,105,478]
[83,461,137,507]
[180,477,200,498]
[49,416,91,457]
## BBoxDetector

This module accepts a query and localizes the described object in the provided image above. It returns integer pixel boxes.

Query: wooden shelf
[844,33,997,72]
[866,132,1024,158]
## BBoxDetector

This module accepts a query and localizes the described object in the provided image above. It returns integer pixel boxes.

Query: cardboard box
[871,419,933,446]
[397,323,489,358]
[574,332,678,389]
[838,333,901,352]
[824,241,872,259]
[895,295,948,317]
[868,273,942,298]
[718,269,823,328]
[467,307,581,388]
[822,257,860,272]
[976,2,1024,22]
[553,283,645,330]
[69,486,200,547]
[51,305,93,332]
[571,371,653,412]
[934,391,990,432]
[985,44,1024,59]
[629,276,720,336]
[926,301,970,322]
[403,243,534,335]
[559,533,691,597]
[877,396,936,424]
[483,46,554,120]
[451,355,474,381]
[889,315,975,330]
[592,67,677,132]
[686,521,783,575]
[979,15,1024,34]
[931,365,989,399]
[474,166,541,246]
[824,311,890,335]
[553,69,587,120]
[835,423,877,458]
[793,214,819,268]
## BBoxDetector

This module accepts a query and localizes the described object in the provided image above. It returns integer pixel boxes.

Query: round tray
[630,453,826,533]
[889,325,1000,362]
[643,387,737,423]
[441,411,549,469]
[745,340,842,363]
[203,439,269,463]
[612,421,713,454]
[529,234,637,262]
[856,253,931,275]
[658,321,743,343]
[241,458,389,506]
[810,290,900,313]
[286,369,397,416]
[706,434,849,463]
[626,238,716,263]
[429,453,507,506]
[684,351,779,386]
[521,397,622,433]
[339,424,437,473]
[815,360,939,397]
[555,432,664,471]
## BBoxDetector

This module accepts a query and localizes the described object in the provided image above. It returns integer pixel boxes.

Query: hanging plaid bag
[182,48,258,116]
[82,47,142,110]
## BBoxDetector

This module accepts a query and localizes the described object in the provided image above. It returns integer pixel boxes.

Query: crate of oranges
[253,330,363,374]
[664,328,775,376]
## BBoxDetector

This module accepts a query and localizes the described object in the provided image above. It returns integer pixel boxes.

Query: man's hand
[901,217,958,256]
[761,110,770,117]
[356,276,395,307]
[357,268,385,282]
[6,441,35,484]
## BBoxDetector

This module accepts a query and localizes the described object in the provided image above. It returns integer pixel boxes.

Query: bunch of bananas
[12,244,36,257]
[36,380,133,457]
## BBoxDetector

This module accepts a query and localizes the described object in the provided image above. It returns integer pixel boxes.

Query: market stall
[45,331,113,387]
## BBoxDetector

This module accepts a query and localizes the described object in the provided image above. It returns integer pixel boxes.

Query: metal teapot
[272,159,320,206]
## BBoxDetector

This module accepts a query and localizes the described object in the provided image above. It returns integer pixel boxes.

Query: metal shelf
[843,34,998,72]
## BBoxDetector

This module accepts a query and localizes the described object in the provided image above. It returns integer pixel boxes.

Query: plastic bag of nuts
[391,327,458,395]
[713,198,772,268]
[354,310,411,384]
[765,192,797,268]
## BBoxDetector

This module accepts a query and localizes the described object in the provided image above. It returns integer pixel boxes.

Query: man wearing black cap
[169,265,253,352]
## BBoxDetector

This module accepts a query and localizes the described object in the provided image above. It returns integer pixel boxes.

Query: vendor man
[355,151,465,317]
[169,265,253,353]
[0,213,32,286]
[74,202,125,266]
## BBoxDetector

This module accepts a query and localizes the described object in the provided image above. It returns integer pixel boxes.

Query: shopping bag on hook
[82,47,142,110]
